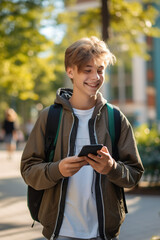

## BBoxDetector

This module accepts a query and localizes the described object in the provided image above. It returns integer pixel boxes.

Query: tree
[0,0,56,102]
[0,0,62,123]
[102,0,110,41]
[57,0,160,59]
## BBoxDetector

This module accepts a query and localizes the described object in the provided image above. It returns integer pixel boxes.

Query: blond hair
[65,36,116,72]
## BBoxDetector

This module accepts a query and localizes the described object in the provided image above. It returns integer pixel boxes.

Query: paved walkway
[120,195,160,240]
[0,149,160,240]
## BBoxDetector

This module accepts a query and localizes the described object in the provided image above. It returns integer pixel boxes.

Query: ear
[66,67,74,79]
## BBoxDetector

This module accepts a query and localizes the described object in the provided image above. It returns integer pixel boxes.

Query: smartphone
[78,144,103,157]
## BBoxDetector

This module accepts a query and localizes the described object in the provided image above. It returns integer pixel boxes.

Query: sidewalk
[120,194,160,240]
[0,149,160,240]
[0,150,45,240]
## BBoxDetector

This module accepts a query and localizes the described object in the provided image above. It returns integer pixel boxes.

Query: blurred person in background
[25,118,34,140]
[2,108,17,159]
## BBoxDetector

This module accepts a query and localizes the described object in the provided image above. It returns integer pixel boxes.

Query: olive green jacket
[21,88,144,240]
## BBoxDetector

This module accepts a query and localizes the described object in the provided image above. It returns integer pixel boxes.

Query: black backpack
[27,103,63,224]
[27,102,127,225]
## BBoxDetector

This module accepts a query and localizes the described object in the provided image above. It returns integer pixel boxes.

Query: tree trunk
[101,0,110,41]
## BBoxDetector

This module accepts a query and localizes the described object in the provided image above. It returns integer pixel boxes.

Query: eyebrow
[85,65,104,69]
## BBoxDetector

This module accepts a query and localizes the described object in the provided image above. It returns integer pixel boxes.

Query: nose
[92,71,100,80]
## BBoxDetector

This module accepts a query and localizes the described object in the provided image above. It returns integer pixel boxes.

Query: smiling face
[65,37,115,109]
[67,59,105,100]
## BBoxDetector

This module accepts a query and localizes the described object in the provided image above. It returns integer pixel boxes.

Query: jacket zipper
[94,116,107,240]
[52,113,75,239]
[99,175,107,240]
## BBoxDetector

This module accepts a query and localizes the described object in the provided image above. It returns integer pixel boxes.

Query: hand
[84,146,116,174]
[59,156,88,177]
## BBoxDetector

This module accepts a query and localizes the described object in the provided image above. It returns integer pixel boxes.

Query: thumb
[101,146,109,153]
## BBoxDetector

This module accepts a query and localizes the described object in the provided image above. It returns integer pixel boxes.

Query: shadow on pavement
[0,177,27,200]
[0,225,45,240]
[0,223,29,231]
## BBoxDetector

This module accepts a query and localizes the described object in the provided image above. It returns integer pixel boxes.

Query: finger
[101,146,109,153]
[66,156,86,164]
[87,154,100,164]
[97,150,110,158]
[85,156,97,165]
[69,161,88,174]
[97,146,110,157]
[70,159,88,169]
[87,154,102,168]
[77,156,87,162]
[73,160,88,167]
[61,161,87,177]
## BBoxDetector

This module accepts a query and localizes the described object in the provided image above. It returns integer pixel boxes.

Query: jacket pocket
[103,181,126,232]
[114,184,126,224]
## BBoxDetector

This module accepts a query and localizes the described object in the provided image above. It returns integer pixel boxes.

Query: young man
[21,36,144,240]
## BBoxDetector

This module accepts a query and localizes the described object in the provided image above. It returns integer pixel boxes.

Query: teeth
[86,83,98,87]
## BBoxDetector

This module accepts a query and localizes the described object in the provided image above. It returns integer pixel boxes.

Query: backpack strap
[45,103,63,162]
[106,103,128,214]
[106,103,115,146]
[106,103,121,148]
[107,103,121,160]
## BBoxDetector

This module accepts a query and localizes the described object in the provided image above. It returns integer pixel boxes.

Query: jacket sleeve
[20,107,64,190]
[107,111,144,188]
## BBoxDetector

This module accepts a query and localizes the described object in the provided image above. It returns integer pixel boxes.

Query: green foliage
[0,0,65,124]
[56,0,160,60]
[0,0,56,102]
[134,124,160,177]
[56,8,101,47]
[135,124,160,146]
[109,0,160,59]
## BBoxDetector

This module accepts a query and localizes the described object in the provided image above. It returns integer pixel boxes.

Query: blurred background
[0,0,160,180]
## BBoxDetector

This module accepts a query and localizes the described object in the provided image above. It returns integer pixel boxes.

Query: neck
[69,94,97,110]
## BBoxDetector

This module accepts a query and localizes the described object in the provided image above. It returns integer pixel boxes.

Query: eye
[84,69,91,73]
[97,70,103,74]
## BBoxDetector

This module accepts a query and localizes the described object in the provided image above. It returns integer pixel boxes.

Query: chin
[89,91,99,98]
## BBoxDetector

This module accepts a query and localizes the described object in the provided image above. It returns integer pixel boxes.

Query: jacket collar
[54,87,107,118]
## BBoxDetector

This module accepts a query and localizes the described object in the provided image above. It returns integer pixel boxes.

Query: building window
[110,60,132,103]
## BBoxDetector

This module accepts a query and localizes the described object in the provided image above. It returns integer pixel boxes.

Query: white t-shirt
[59,107,99,238]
